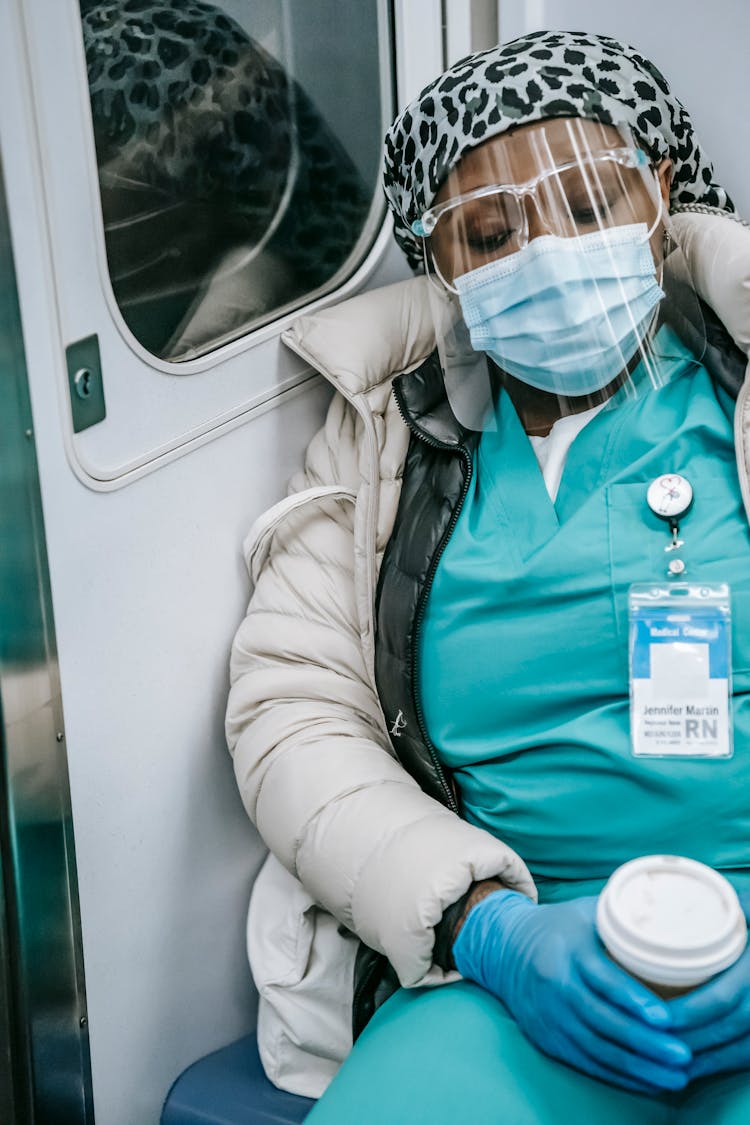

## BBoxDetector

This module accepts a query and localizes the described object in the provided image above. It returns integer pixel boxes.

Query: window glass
[79,0,390,361]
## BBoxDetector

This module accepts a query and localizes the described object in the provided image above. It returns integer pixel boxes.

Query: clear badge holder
[629,583,732,758]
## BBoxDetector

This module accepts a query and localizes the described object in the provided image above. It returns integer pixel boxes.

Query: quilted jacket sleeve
[226,391,536,987]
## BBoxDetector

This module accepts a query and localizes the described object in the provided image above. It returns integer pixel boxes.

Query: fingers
[571,984,691,1068]
[688,1032,750,1080]
[582,1037,688,1092]
[668,959,750,1033]
[555,1036,681,1097]
[564,1013,689,1091]
[678,993,750,1052]
[576,949,672,1028]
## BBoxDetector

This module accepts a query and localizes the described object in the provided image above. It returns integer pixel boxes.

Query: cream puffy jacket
[226,210,750,1098]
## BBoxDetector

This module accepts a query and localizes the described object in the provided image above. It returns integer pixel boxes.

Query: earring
[662,227,674,257]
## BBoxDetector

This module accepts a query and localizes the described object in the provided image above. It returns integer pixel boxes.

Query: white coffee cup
[596,855,748,997]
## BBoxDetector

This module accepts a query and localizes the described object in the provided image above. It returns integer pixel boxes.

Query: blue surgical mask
[453,223,665,397]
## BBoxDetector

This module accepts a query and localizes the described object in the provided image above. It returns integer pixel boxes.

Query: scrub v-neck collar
[477,386,619,556]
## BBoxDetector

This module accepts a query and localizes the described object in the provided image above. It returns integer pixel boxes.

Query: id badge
[629,583,732,758]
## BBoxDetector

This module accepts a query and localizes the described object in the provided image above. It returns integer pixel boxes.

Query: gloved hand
[452,890,691,1094]
[668,890,750,1080]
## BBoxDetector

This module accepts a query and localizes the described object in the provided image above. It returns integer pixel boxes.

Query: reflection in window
[80,0,387,361]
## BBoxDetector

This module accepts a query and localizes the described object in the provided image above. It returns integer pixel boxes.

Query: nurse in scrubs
[307,30,750,1125]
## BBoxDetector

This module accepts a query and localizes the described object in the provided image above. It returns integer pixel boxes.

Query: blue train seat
[161,1033,316,1124]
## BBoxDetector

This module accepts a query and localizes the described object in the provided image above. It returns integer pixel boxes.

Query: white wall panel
[394,0,444,109]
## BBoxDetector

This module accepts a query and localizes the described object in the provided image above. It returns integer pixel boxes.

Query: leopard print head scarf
[384,29,733,270]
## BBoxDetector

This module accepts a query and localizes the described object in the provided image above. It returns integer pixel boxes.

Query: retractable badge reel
[646,473,693,577]
[628,474,732,759]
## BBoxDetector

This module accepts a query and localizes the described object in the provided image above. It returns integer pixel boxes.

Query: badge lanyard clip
[666,518,683,551]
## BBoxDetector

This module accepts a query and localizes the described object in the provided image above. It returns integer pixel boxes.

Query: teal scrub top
[420,334,750,899]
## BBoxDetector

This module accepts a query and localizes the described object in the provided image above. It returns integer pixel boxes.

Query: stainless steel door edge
[0,149,94,1123]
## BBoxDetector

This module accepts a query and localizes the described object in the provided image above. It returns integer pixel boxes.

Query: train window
[79,0,389,362]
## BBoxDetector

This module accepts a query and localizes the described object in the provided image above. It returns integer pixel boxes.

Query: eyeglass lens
[432,158,657,279]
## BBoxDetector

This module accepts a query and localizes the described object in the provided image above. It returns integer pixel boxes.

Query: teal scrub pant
[306,982,750,1124]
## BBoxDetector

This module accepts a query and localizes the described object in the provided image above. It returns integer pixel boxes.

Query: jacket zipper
[393,381,474,816]
[734,372,750,527]
[351,951,387,1041]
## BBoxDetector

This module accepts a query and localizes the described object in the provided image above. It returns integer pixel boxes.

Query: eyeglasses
[411,147,657,281]
[412,147,650,236]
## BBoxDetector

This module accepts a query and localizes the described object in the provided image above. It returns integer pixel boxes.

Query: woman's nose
[522,193,554,243]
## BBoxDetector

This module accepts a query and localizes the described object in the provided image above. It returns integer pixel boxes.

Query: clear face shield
[411,118,706,431]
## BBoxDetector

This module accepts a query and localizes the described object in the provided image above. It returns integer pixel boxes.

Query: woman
[226,29,750,1121]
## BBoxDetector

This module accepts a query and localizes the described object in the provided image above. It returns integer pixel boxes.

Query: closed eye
[466,229,515,253]
[571,207,601,225]
[568,190,620,226]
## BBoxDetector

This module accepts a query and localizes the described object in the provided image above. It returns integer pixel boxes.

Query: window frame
[78,0,399,377]
[17,0,427,489]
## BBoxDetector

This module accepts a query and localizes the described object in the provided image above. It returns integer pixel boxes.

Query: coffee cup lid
[596,855,747,988]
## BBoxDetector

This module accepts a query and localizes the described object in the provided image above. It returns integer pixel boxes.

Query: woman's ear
[655,158,672,207]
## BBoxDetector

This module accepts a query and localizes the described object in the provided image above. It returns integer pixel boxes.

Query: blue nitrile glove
[668,891,750,1080]
[452,890,692,1094]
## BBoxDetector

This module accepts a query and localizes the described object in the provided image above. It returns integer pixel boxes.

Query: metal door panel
[0,145,93,1123]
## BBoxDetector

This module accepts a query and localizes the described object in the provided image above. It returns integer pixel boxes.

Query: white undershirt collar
[527,402,607,501]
